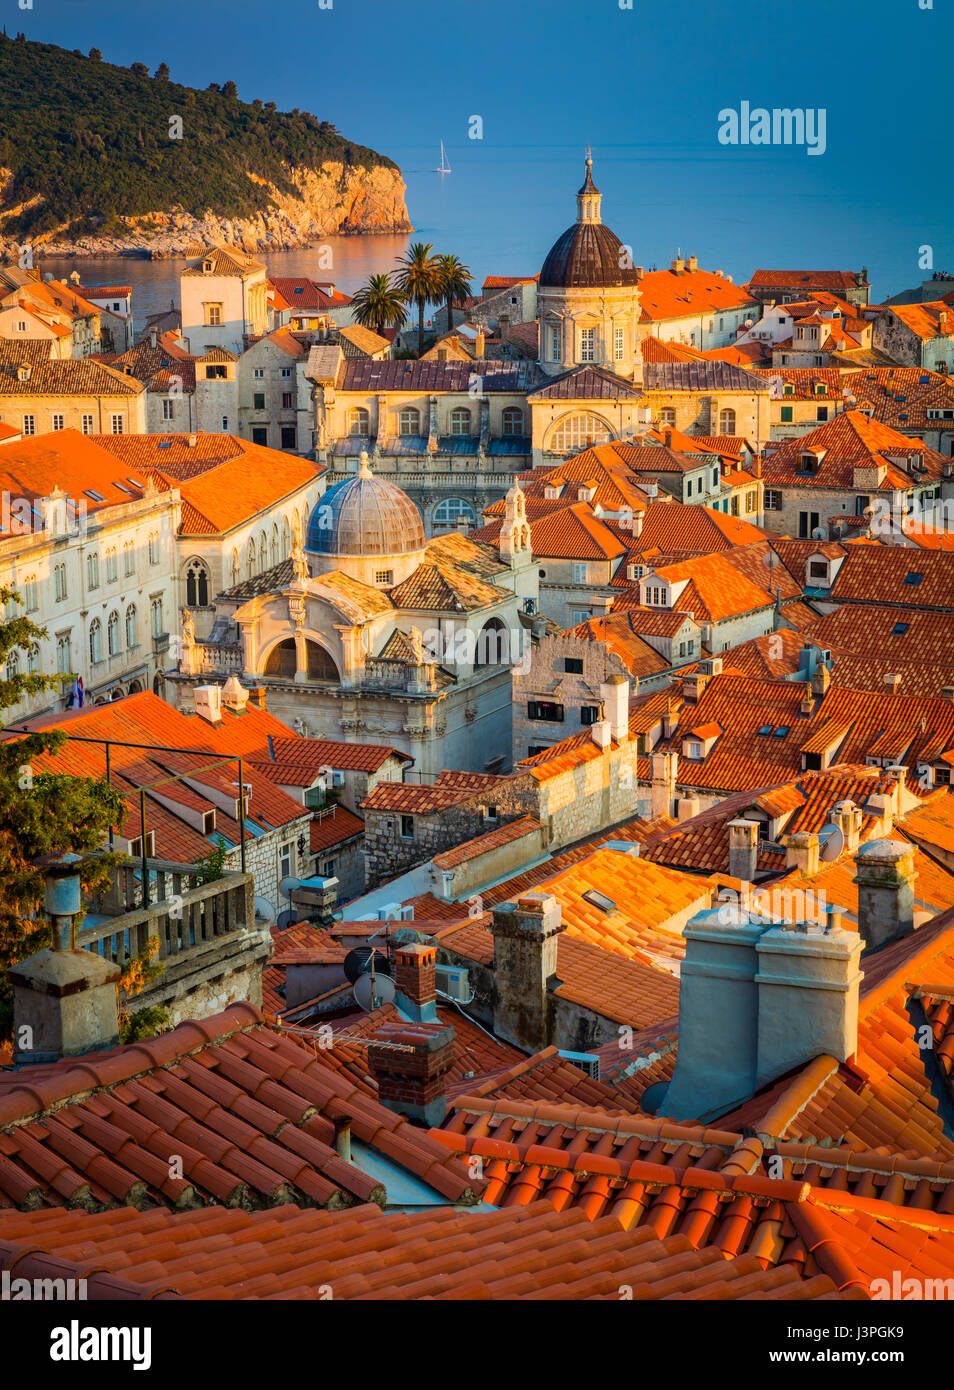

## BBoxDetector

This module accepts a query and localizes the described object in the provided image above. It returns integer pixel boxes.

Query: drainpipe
[333,1114,352,1162]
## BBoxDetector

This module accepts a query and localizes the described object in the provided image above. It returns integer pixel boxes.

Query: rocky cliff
[1,161,412,261]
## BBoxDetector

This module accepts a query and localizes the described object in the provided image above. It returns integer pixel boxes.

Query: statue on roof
[291,541,309,584]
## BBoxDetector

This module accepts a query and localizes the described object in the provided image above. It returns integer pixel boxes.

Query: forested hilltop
[0,33,410,254]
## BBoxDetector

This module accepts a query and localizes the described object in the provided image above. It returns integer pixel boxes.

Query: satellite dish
[819,823,845,862]
[353,973,396,1011]
[276,909,296,929]
[279,875,301,899]
[343,946,391,985]
[254,895,277,922]
[811,526,827,541]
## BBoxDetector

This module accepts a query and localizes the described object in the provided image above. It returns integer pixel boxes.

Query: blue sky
[15,0,953,296]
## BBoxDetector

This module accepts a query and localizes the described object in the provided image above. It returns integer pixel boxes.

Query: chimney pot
[394,941,438,1022]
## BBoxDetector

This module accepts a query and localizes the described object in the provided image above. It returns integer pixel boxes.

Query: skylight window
[773,725,790,738]
[891,622,909,635]
[582,889,616,914]
[85,489,105,502]
[157,440,172,449]
[758,723,774,736]
[904,572,924,586]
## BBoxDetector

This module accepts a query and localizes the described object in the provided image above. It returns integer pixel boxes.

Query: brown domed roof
[540,221,641,290]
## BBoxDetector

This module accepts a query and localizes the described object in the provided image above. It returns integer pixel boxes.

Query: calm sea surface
[36,142,929,326]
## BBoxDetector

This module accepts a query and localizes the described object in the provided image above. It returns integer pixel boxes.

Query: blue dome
[306,457,426,558]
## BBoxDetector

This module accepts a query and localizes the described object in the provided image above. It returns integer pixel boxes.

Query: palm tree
[436,254,473,340]
[350,272,408,338]
[395,242,442,357]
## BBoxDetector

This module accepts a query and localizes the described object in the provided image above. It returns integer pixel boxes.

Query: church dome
[305,454,426,558]
[539,154,641,290]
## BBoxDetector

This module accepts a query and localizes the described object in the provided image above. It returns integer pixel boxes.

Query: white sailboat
[434,140,451,174]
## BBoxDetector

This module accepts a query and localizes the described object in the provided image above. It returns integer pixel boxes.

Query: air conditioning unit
[558,1049,601,1080]
[436,965,470,1002]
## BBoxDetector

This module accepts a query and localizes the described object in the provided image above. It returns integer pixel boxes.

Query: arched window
[110,686,124,701]
[719,407,736,435]
[6,652,18,680]
[86,552,99,589]
[475,617,507,668]
[433,498,476,531]
[399,407,420,437]
[348,407,370,437]
[258,530,268,573]
[89,619,102,664]
[449,407,471,436]
[247,537,256,575]
[150,598,163,638]
[107,611,120,657]
[105,547,117,582]
[230,549,239,586]
[264,638,340,682]
[660,407,676,428]
[501,407,523,437]
[281,517,291,557]
[548,413,613,453]
[271,524,279,566]
[22,575,37,611]
[125,605,137,648]
[128,679,142,694]
[185,558,209,607]
[26,644,38,675]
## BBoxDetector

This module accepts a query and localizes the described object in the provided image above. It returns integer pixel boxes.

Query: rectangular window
[780,406,793,423]
[798,510,820,539]
[580,327,596,363]
[571,562,589,584]
[527,701,565,722]
[205,365,227,380]
[22,415,35,436]
[278,843,294,885]
[580,705,600,726]
[252,426,268,446]
[614,325,625,361]
[81,414,95,435]
[282,392,294,409]
[280,425,297,450]
[110,414,124,434]
[745,491,757,513]
[765,490,783,510]
[222,417,229,431]
[51,413,65,431]
[253,392,265,411]
[563,657,584,674]
[281,367,292,379]
[161,398,174,421]
[322,860,337,878]
[205,303,222,326]
[549,324,562,362]
[374,570,393,585]
[253,367,264,379]
[816,406,828,421]
[400,815,414,840]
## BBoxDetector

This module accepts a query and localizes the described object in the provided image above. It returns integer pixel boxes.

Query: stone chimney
[393,942,438,1023]
[600,675,629,742]
[853,840,917,952]
[650,751,678,820]
[367,1021,456,1127]
[591,719,612,750]
[221,674,249,714]
[8,853,121,1064]
[491,893,566,1052]
[785,831,820,875]
[687,254,698,273]
[831,799,863,856]
[474,328,485,358]
[728,819,759,882]
[663,902,863,1121]
[812,662,831,697]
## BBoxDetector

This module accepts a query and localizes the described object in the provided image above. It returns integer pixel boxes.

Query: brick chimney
[393,942,438,1023]
[853,840,917,952]
[728,819,759,882]
[474,328,485,358]
[368,1021,456,1127]
[650,750,678,820]
[785,831,820,875]
[662,902,863,1121]
[8,854,120,1063]
[246,685,267,710]
[491,893,566,1052]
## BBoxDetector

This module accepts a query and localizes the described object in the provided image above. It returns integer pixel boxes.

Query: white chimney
[222,674,249,713]
[600,676,629,742]
[194,684,223,724]
[591,719,612,750]
[650,751,678,820]
[785,831,820,875]
[187,433,198,448]
[663,903,863,1121]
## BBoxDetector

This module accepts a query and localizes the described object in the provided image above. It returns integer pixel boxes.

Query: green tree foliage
[351,272,408,337]
[0,585,126,1041]
[436,254,473,339]
[0,35,397,238]
[154,62,170,81]
[195,834,229,885]
[395,243,442,359]
[117,936,169,1042]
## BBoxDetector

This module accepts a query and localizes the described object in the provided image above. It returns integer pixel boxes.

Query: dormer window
[203,258,214,273]
[783,383,794,396]
[16,365,31,383]
[544,484,562,499]
[815,382,827,396]
[800,453,817,473]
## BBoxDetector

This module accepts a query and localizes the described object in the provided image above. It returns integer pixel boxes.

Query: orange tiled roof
[762,409,948,490]
[637,266,757,322]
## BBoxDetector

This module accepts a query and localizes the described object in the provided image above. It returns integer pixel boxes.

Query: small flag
[67,675,85,708]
